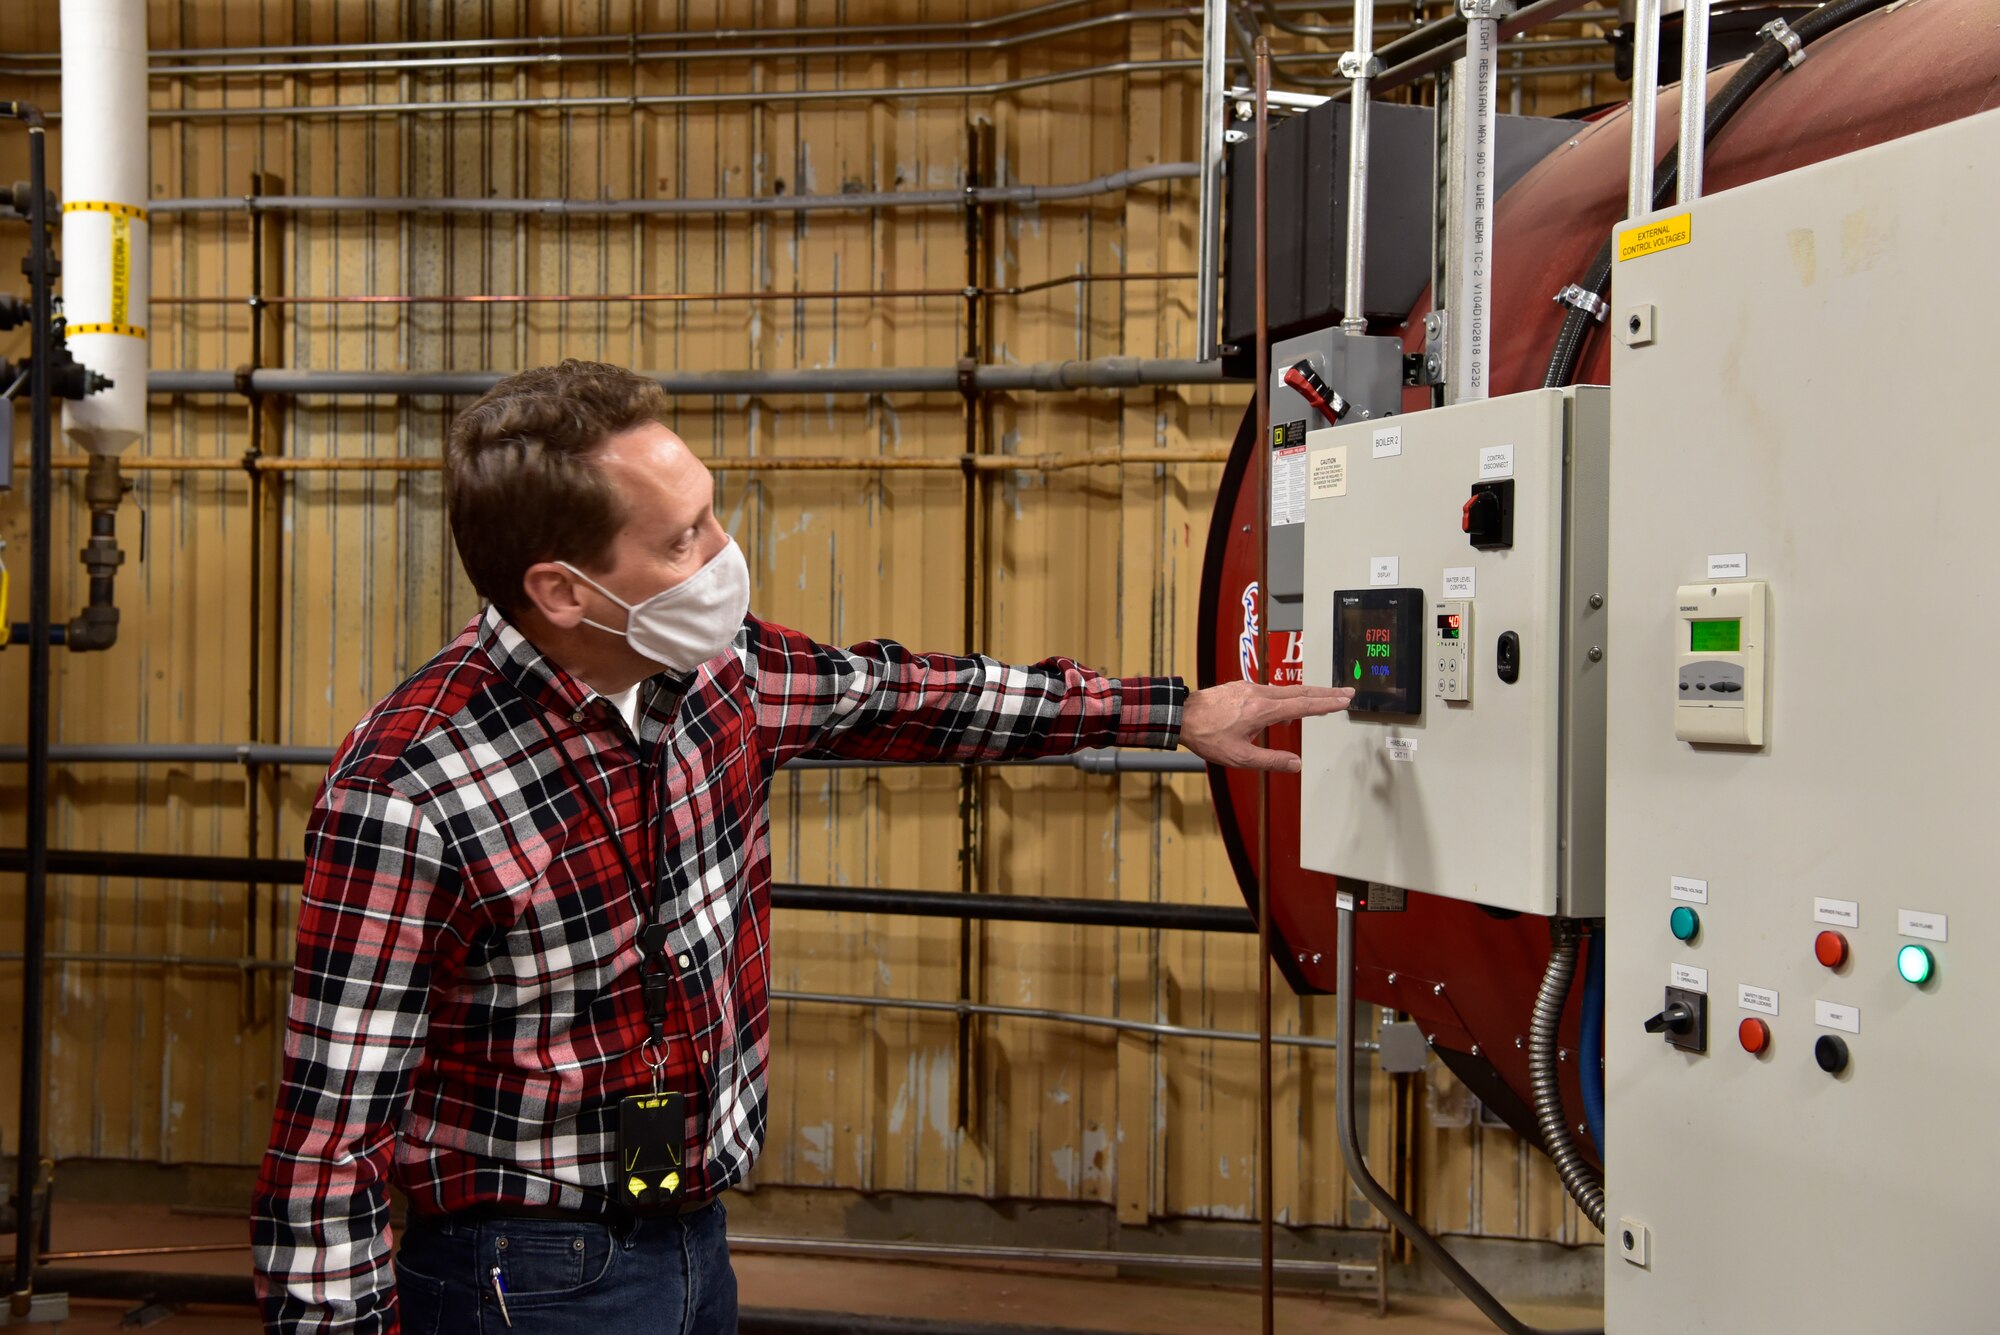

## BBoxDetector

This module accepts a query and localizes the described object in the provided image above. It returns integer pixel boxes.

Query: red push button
[1814,930,1848,969]
[1738,1017,1771,1055]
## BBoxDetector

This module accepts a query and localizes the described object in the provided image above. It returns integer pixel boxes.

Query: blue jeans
[394,1202,737,1335]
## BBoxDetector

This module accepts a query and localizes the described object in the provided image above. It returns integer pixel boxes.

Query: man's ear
[521,561,586,629]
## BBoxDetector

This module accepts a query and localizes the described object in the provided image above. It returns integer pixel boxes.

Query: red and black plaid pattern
[251,607,1185,1332]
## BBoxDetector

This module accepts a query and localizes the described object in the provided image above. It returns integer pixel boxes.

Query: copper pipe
[22,1244,248,1262]
[1251,37,1277,1335]
[16,450,1229,476]
[148,272,1196,308]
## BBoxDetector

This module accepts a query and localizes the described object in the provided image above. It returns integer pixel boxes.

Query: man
[252,359,1354,1333]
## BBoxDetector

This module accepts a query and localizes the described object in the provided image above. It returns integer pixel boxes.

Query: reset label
[1815,1000,1860,1034]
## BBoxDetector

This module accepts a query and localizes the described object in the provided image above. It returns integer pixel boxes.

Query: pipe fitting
[64,454,125,652]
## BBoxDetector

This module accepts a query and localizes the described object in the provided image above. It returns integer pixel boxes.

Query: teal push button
[1669,905,1701,942]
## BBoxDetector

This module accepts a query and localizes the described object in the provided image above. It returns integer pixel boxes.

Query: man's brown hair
[444,359,669,615]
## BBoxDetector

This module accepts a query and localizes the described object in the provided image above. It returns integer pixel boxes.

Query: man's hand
[1179,681,1358,773]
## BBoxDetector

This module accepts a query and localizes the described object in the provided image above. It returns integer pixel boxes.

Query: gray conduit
[150,162,1201,218]
[0,743,1207,774]
[148,357,1230,399]
[1527,923,1606,1229]
[1336,903,1602,1335]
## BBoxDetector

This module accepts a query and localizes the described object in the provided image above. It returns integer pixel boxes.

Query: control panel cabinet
[1604,110,2000,1333]
[1298,386,1608,917]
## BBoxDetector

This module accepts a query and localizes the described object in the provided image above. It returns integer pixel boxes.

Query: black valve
[0,294,27,330]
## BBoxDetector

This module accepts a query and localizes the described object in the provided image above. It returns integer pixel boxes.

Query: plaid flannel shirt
[251,606,1185,1333]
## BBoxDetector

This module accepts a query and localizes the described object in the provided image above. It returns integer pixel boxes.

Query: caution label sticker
[1618,213,1692,262]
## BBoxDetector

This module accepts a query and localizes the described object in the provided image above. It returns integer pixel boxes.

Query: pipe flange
[1759,18,1807,70]
[1553,283,1609,323]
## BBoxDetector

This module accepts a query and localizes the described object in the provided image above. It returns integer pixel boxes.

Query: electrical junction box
[1298,386,1608,918]
[1604,108,2000,1335]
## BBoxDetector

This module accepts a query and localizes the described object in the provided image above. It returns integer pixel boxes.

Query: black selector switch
[1815,1034,1850,1075]
[1462,479,1514,550]
[1643,986,1707,1054]
[1495,630,1521,684]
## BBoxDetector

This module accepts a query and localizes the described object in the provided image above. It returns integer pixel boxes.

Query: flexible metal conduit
[147,358,1230,399]
[1336,904,1602,1335]
[151,162,1200,218]
[1528,923,1606,1229]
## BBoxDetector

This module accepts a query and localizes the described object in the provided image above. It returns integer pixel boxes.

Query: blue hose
[1579,925,1606,1156]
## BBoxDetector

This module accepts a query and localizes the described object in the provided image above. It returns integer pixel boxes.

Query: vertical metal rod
[1195,0,1228,359]
[243,174,267,1027]
[1251,38,1276,1335]
[1445,6,1500,402]
[8,102,54,1317]
[954,122,986,1137]
[1675,0,1712,203]
[1626,0,1663,218]
[1340,0,1377,337]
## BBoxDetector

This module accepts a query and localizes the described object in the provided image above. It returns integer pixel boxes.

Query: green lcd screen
[1690,619,1741,653]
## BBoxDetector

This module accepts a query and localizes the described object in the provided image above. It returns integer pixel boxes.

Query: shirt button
[568,709,583,724]
[700,1051,711,1065]
[705,1147,716,1162]
[677,954,690,968]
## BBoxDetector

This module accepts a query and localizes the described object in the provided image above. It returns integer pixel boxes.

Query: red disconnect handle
[1462,496,1479,533]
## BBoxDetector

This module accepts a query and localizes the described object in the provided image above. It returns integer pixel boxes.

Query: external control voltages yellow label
[1618,213,1693,262]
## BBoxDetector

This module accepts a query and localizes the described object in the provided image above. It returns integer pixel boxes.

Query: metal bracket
[1553,283,1609,323]
[1759,18,1807,70]
[1413,309,1448,387]
[1457,0,1517,18]
[1337,51,1383,79]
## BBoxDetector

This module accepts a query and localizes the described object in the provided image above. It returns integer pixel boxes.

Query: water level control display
[1674,580,1767,746]
[1334,587,1424,715]
[1434,599,1472,702]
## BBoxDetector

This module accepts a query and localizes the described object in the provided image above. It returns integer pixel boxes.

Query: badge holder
[617,931,688,1213]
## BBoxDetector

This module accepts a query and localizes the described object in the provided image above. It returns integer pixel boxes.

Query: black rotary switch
[1815,1034,1850,1075]
[1462,479,1514,550]
[1644,1002,1694,1036]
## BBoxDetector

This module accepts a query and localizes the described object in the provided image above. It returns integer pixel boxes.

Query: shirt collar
[476,605,689,731]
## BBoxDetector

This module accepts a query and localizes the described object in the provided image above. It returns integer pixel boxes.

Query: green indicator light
[1353,660,1363,681]
[1669,905,1700,942]
[1897,943,1935,985]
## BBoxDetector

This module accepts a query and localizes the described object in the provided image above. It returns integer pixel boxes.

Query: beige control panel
[1673,580,1766,747]
[1433,598,1471,703]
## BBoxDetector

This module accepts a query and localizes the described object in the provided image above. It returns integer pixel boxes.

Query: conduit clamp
[1553,284,1609,323]
[1759,19,1807,71]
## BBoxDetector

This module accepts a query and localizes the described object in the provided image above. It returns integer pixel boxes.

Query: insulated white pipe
[60,0,149,455]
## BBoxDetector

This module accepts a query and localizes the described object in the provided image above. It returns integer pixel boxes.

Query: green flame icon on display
[1352,660,1362,681]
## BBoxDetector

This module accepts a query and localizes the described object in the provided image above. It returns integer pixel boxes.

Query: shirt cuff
[1114,675,1188,750]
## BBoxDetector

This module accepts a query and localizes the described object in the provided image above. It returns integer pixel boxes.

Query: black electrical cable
[1541,0,1901,388]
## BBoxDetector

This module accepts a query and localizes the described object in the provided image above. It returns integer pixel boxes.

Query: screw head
[1588,646,1604,662]
[1432,982,1445,997]
[1514,1035,1524,1049]
[1387,971,1398,985]
[1311,952,1322,964]
[1589,593,1604,609]
[1470,1044,1481,1056]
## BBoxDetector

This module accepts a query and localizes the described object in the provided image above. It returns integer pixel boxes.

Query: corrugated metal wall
[0,0,1599,1247]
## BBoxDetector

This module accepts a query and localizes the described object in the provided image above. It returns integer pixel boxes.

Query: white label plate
[1815,1000,1861,1034]
[1813,897,1859,928]
[1370,556,1399,586]
[1737,984,1780,1017]
[1336,891,1356,911]
[1707,552,1749,579]
[1670,876,1709,904]
[1442,567,1476,599]
[1385,737,1418,763]
[1372,425,1402,459]
[1271,436,1307,527]
[1671,963,1708,994]
[1479,444,1515,480]
[1897,909,1947,942]
[1308,446,1349,499]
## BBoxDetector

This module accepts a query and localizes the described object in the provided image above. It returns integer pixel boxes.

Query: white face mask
[560,539,750,672]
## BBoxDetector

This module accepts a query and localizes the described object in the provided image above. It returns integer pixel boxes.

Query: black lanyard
[524,690,682,1073]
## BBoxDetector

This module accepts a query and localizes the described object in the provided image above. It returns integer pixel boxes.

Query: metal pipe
[151,272,1195,308]
[11,449,1232,476]
[1336,0,1605,100]
[4,97,55,1321]
[1627,0,1664,218]
[143,357,1231,399]
[1676,0,1712,202]
[1251,40,1277,1335]
[726,1233,1379,1278]
[151,162,1201,219]
[1340,0,1378,336]
[0,743,1207,770]
[1197,0,1229,359]
[1446,2,1503,403]
[1336,903,1603,1335]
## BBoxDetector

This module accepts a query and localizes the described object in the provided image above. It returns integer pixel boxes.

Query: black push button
[1495,631,1520,684]
[1815,1034,1849,1075]
[1696,682,1707,691]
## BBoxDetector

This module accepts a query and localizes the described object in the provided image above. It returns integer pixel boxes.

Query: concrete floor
[12,1204,1603,1333]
